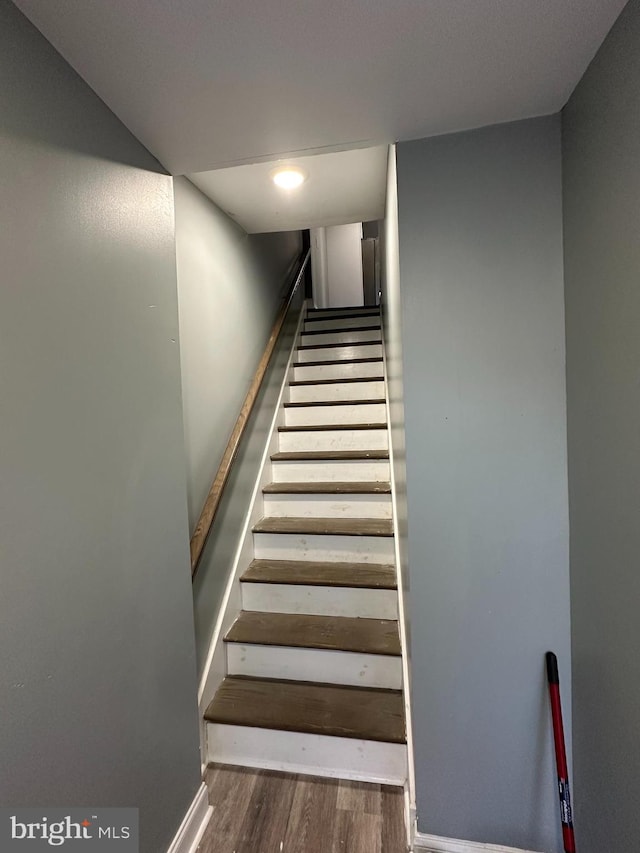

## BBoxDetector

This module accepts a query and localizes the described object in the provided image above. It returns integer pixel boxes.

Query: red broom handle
[546,651,576,853]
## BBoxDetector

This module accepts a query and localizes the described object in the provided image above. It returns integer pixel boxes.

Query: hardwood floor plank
[282,776,340,853]
[332,809,382,853]
[381,785,408,853]
[199,764,258,852]
[233,768,297,853]
[337,779,382,816]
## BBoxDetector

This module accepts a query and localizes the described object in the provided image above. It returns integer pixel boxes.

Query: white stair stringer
[204,304,408,788]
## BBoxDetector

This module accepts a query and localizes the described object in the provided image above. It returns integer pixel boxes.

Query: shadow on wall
[0,2,166,171]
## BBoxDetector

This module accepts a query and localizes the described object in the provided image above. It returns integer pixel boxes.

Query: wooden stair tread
[297,340,382,351]
[278,423,387,433]
[253,516,394,537]
[302,325,381,336]
[204,676,405,744]
[293,357,383,368]
[263,481,391,494]
[241,558,396,588]
[271,449,389,461]
[284,398,386,408]
[225,612,401,655]
[290,376,384,387]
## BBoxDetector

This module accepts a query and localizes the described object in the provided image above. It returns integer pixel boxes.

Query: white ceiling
[188,146,388,233]
[15,0,627,177]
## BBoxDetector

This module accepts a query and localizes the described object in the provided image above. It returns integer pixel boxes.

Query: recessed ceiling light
[271,167,306,190]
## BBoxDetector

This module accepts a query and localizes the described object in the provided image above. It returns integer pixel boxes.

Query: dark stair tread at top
[263,481,391,494]
[278,423,387,433]
[271,449,389,461]
[241,558,397,589]
[297,339,382,351]
[253,516,394,537]
[302,325,382,336]
[293,357,383,368]
[225,611,401,656]
[305,312,381,324]
[290,376,384,387]
[284,398,386,408]
[204,676,406,744]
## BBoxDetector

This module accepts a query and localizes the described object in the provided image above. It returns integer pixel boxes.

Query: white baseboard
[166,783,212,853]
[412,831,543,853]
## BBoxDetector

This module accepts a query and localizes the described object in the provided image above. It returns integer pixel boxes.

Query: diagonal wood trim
[190,249,310,579]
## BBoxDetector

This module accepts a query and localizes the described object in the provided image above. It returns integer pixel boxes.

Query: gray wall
[173,178,303,673]
[562,2,640,849]
[174,176,302,532]
[396,116,570,851]
[0,3,201,851]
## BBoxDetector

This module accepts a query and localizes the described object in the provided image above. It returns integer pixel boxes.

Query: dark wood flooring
[197,764,407,853]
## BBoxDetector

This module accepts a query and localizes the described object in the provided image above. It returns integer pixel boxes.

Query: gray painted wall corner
[0,4,201,851]
[562,0,640,849]
[396,116,570,852]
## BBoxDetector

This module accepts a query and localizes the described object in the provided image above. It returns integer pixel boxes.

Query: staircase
[204,305,408,785]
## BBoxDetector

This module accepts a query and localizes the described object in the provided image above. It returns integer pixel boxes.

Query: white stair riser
[226,643,402,689]
[296,343,382,363]
[301,330,382,347]
[305,316,381,332]
[278,428,388,453]
[289,380,385,403]
[263,492,392,519]
[241,582,397,618]
[285,403,387,427]
[293,361,382,382]
[206,724,408,785]
[252,531,395,563]
[271,459,390,482]
[307,308,380,319]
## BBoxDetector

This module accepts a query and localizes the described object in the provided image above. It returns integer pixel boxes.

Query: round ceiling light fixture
[271,166,306,190]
